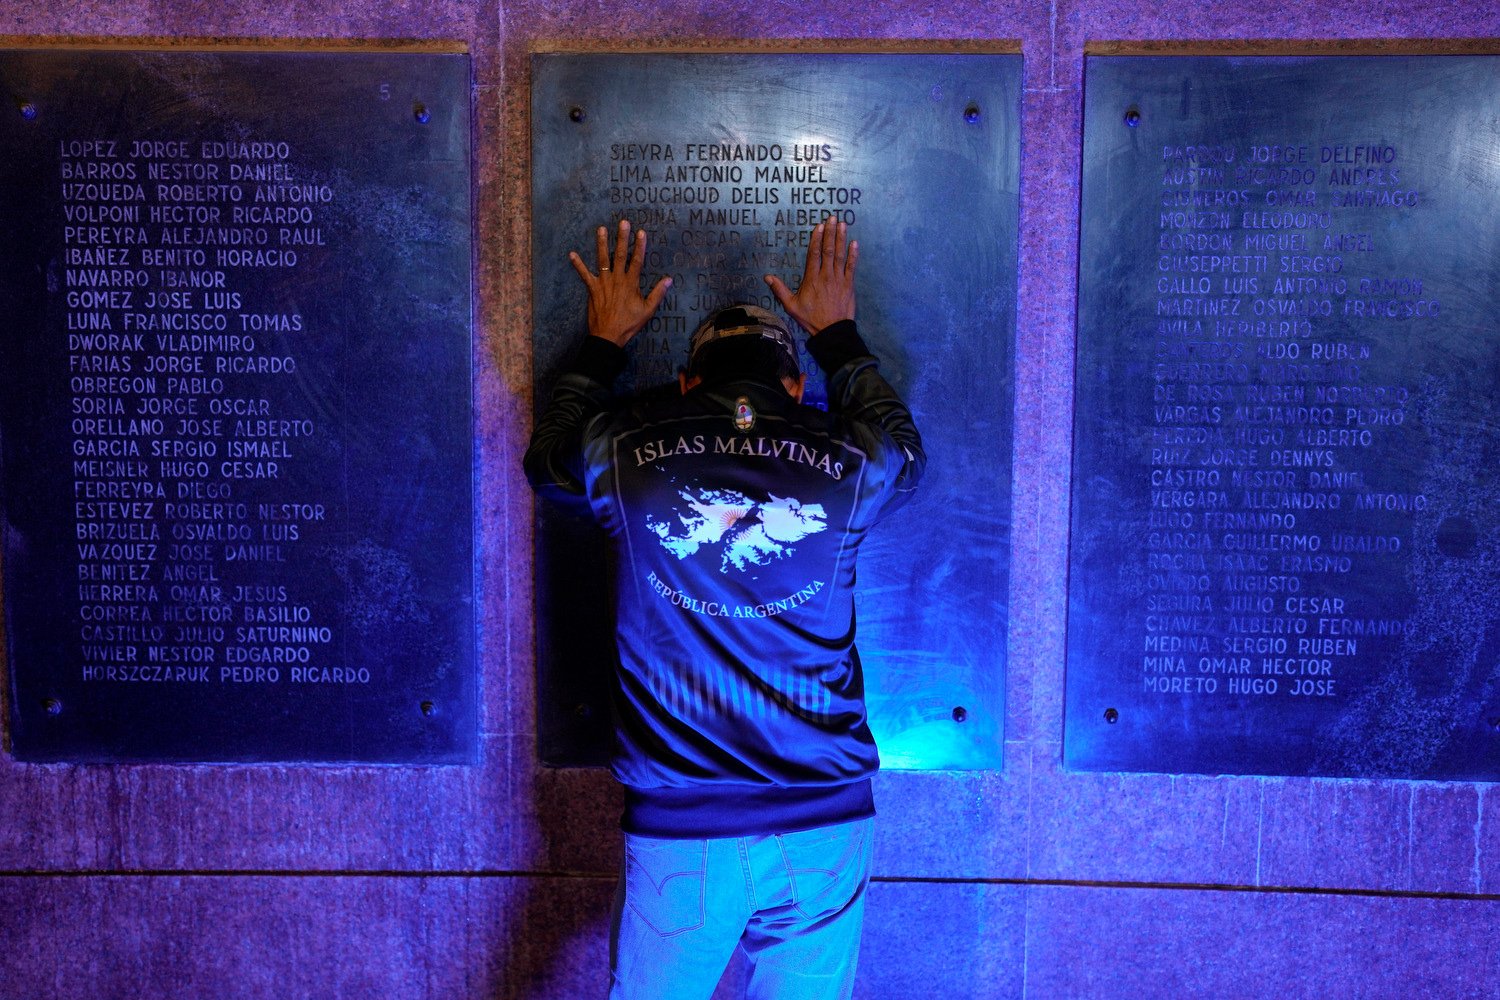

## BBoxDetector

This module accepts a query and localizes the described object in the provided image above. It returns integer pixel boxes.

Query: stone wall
[2,1,1496,996]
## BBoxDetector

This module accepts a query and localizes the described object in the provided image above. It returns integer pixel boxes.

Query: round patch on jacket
[732,396,755,433]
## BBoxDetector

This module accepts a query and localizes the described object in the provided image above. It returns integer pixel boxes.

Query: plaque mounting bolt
[951,706,968,723]
[413,102,431,124]
[574,703,594,720]
[1104,707,1119,724]
[42,697,62,716]
[1123,106,1142,128]
[568,105,586,124]
[19,101,37,120]
[420,700,436,717]
[963,104,981,125]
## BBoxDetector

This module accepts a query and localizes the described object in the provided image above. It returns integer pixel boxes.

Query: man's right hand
[764,217,858,336]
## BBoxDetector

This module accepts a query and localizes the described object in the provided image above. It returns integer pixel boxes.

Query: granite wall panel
[1008,85,1081,746]
[0,739,519,871]
[1027,753,1265,885]
[1256,780,1418,892]
[868,747,1034,880]
[0,875,511,1000]
[1024,884,1500,1000]
[0,876,1030,1000]
[1479,785,1498,896]
[1406,783,1487,894]
[1,0,1499,997]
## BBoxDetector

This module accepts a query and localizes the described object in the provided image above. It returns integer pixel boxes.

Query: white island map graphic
[647,486,828,573]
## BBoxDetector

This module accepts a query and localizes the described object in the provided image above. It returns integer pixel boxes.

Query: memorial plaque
[1066,55,1500,779]
[0,50,476,762]
[532,53,1020,768]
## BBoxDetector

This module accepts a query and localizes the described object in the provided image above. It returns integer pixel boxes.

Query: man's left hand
[570,219,672,347]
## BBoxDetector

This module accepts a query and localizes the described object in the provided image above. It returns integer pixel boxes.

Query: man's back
[578,336,920,835]
[524,218,922,999]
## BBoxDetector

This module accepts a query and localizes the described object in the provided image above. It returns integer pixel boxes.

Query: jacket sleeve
[806,320,927,511]
[522,336,627,499]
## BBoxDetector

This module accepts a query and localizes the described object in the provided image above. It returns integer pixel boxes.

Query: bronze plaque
[1068,55,1500,779]
[532,52,1021,769]
[0,50,475,762]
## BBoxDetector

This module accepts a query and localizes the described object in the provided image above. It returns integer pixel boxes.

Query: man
[525,216,924,1000]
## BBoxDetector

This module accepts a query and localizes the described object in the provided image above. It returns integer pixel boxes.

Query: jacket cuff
[805,319,871,374]
[570,335,628,385]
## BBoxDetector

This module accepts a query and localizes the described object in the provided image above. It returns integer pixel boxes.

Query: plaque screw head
[574,703,594,720]
[42,697,62,716]
[951,706,969,723]
[963,104,981,125]
[568,105,586,124]
[420,700,436,717]
[1104,707,1119,724]
[1123,106,1142,128]
[18,101,37,120]
[413,102,430,124]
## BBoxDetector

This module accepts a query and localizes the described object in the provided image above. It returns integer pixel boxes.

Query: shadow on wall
[0,575,12,757]
[494,768,622,998]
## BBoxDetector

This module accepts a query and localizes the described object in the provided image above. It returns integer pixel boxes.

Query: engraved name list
[59,135,354,690]
[1145,139,1424,704]
[604,139,859,386]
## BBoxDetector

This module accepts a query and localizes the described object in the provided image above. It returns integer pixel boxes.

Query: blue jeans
[608,817,874,1000]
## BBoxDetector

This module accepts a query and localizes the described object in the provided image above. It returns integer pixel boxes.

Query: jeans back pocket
[775,818,872,920]
[623,837,708,937]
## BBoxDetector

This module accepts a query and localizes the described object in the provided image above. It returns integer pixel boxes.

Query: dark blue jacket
[525,321,924,837]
